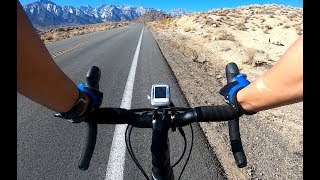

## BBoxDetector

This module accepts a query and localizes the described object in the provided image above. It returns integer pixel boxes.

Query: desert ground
[38,4,303,179]
[147,4,303,179]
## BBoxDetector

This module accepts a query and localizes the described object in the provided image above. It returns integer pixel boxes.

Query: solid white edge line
[104,27,144,180]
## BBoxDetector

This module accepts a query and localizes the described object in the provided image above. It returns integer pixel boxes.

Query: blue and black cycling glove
[56,83,103,123]
[77,83,103,109]
[219,74,256,116]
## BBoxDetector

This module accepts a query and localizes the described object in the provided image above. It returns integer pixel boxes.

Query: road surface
[17,23,227,180]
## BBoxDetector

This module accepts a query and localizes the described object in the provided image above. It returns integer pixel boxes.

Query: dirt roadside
[147,29,303,179]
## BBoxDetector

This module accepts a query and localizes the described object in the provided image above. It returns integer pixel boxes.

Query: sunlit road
[17,23,227,180]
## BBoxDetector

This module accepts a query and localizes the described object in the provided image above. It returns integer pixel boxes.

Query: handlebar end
[78,164,89,171]
[233,151,247,168]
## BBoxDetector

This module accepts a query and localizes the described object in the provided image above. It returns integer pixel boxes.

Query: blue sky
[19,0,303,12]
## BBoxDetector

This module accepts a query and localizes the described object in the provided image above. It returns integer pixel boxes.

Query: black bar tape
[87,108,127,124]
[78,66,101,171]
[226,62,247,168]
[88,108,153,128]
[195,105,238,122]
[228,119,240,138]
[78,123,97,170]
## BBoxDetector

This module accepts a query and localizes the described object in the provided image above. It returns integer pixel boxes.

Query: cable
[125,125,150,180]
[125,110,194,180]
[178,124,194,180]
[126,125,150,179]
[172,127,187,167]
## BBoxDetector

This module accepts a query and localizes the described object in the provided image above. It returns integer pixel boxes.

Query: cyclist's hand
[74,83,103,123]
[77,83,103,110]
[219,74,256,116]
[56,83,103,123]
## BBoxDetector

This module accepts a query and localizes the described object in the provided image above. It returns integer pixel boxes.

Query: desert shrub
[181,45,198,60]
[265,24,273,29]
[294,24,303,35]
[244,16,250,23]
[284,24,290,28]
[44,35,53,41]
[216,30,235,41]
[243,48,258,65]
[244,48,271,67]
[221,47,231,51]
[287,13,297,20]
[171,40,199,61]
[184,27,191,32]
[217,9,230,16]
[205,19,215,26]
[237,22,247,31]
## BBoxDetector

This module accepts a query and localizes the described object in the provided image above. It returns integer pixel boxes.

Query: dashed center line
[49,26,130,58]
[50,26,130,58]
[51,40,91,58]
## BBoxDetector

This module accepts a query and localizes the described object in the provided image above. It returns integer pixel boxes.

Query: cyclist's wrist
[236,88,257,113]
[79,93,90,116]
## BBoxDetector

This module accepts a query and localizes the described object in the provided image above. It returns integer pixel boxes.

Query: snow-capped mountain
[90,4,153,22]
[168,8,192,17]
[23,0,99,29]
[23,0,191,29]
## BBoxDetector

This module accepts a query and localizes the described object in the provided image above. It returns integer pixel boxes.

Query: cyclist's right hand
[219,73,256,116]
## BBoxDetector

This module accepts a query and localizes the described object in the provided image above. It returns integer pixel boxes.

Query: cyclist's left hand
[77,83,103,110]
[73,83,103,122]
[56,83,103,123]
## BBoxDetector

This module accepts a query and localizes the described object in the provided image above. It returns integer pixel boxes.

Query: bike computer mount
[149,84,171,107]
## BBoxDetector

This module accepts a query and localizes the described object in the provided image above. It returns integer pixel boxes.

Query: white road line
[105,27,144,180]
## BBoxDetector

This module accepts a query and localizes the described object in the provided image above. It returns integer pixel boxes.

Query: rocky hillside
[148,4,302,83]
[133,10,172,23]
[147,4,303,180]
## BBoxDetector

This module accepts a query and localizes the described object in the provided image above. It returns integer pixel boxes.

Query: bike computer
[150,84,170,107]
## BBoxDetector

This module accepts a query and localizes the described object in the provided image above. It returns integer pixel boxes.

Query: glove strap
[59,88,87,120]
[228,74,250,103]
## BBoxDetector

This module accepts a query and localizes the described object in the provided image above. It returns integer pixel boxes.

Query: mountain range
[23,0,192,30]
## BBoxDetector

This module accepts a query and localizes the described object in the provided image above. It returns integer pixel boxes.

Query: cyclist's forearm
[17,1,87,113]
[236,35,303,112]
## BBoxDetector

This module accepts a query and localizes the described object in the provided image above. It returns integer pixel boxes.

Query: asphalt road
[17,23,227,180]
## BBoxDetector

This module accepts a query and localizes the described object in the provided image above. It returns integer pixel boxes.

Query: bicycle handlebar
[77,62,248,171]
[86,105,237,126]
[78,66,100,170]
[226,62,247,168]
